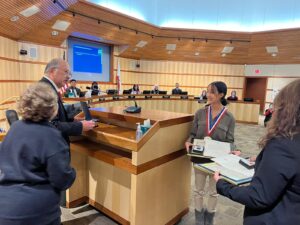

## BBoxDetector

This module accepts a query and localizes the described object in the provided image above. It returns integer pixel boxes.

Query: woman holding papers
[214,79,300,225]
[185,81,237,225]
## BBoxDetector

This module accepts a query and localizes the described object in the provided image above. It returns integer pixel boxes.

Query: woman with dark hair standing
[214,79,300,225]
[185,81,238,225]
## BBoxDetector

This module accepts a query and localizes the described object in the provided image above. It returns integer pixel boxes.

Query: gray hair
[18,83,58,122]
[44,58,65,74]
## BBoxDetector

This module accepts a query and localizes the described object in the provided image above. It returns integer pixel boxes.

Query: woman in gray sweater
[0,83,76,225]
[185,81,238,225]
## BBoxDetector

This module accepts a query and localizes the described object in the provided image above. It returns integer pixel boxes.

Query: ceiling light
[166,44,176,51]
[133,47,138,52]
[167,51,172,54]
[52,20,71,31]
[10,15,19,22]
[51,30,59,36]
[20,5,40,17]
[221,46,234,54]
[195,52,200,56]
[271,53,277,57]
[266,46,278,54]
[136,41,148,48]
[221,53,226,57]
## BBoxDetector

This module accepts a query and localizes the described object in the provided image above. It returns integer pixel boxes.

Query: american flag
[59,83,69,95]
[116,59,122,94]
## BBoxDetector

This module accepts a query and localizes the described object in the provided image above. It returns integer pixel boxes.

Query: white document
[212,154,254,177]
[204,139,231,158]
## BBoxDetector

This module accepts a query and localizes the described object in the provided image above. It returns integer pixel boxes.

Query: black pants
[0,217,61,225]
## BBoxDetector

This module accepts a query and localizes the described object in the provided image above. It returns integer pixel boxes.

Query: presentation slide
[73,45,102,73]
[68,37,111,82]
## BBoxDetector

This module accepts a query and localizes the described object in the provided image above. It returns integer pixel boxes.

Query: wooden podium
[67,106,193,225]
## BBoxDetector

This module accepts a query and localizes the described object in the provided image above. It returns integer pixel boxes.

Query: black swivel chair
[6,110,19,126]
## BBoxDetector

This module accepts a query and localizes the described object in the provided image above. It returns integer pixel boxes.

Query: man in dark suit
[40,58,95,145]
[65,79,81,98]
[172,82,182,94]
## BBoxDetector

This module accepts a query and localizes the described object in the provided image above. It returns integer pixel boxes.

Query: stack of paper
[194,154,254,185]
[203,139,231,158]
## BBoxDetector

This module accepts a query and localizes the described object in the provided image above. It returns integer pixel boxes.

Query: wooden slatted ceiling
[1,0,300,64]
[0,0,78,39]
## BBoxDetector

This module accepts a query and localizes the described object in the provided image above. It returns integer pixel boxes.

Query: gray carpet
[61,122,266,225]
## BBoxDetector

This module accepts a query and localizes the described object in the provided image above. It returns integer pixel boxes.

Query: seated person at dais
[227,90,238,101]
[172,82,183,95]
[199,90,207,100]
[130,84,141,94]
[264,103,274,127]
[91,81,100,96]
[65,79,81,98]
[151,84,160,94]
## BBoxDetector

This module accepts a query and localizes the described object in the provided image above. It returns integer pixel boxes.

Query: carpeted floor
[61,121,266,225]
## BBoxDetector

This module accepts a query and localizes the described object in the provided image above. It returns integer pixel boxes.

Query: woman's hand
[231,150,241,156]
[214,171,221,182]
[249,156,257,162]
[185,141,193,153]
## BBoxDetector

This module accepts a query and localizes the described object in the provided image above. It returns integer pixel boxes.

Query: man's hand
[185,141,193,153]
[214,171,221,182]
[81,120,96,132]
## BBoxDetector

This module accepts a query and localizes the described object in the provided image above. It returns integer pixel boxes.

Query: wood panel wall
[0,35,246,103]
[115,57,245,97]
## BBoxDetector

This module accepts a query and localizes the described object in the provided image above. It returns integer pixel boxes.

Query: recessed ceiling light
[133,47,138,52]
[52,20,71,31]
[51,30,59,36]
[271,53,277,57]
[10,15,19,22]
[195,52,200,56]
[20,5,40,17]
[221,53,226,57]
[266,46,278,54]
[167,51,172,54]
[166,44,176,51]
[221,46,234,54]
[136,41,148,48]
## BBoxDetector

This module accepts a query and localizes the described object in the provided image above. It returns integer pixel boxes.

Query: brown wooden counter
[67,107,193,225]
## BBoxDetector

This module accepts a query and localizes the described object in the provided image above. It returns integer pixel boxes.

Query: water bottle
[136,123,143,141]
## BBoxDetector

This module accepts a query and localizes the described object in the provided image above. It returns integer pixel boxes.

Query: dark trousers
[0,217,61,225]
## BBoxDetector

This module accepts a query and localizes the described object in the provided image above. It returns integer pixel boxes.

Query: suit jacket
[216,134,300,225]
[65,87,81,97]
[172,88,182,95]
[151,89,159,94]
[40,77,82,144]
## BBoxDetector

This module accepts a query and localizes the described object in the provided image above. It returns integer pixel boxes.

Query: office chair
[6,110,19,126]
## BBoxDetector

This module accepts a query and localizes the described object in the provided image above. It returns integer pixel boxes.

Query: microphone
[134,100,138,108]
[125,100,141,113]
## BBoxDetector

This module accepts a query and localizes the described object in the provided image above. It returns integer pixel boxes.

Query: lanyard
[206,105,227,136]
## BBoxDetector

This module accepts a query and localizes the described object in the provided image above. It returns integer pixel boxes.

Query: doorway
[244,77,267,113]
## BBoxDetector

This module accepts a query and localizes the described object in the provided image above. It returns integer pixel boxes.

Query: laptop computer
[80,101,99,122]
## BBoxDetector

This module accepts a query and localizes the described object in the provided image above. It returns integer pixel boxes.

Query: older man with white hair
[40,58,95,145]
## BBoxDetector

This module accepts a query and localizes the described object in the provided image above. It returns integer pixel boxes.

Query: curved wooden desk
[64,94,260,124]
[67,107,193,225]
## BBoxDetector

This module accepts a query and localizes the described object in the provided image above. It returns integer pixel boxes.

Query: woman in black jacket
[0,83,76,225]
[214,79,300,225]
